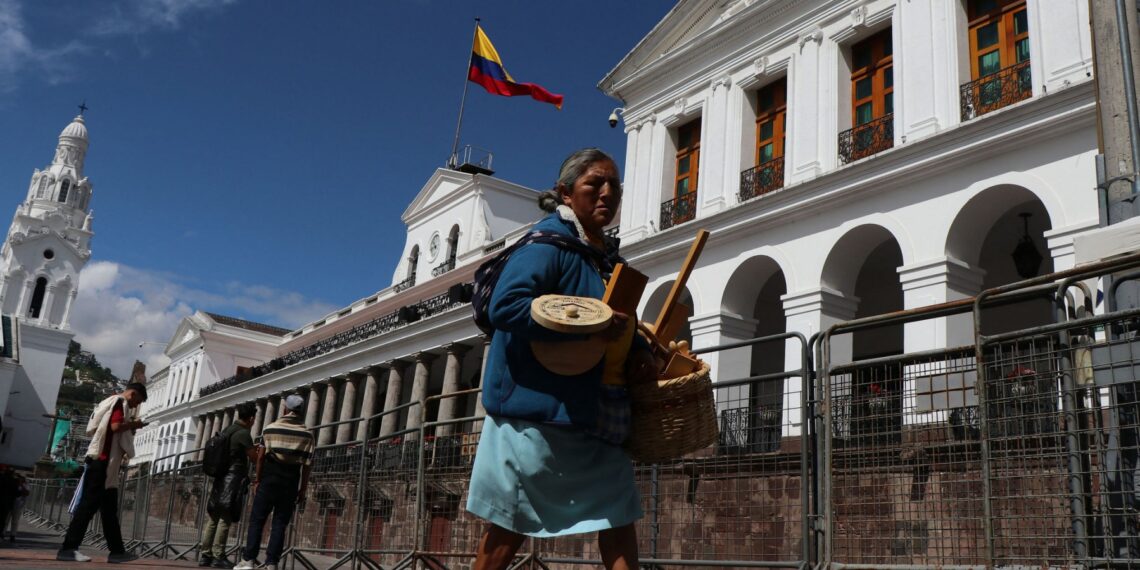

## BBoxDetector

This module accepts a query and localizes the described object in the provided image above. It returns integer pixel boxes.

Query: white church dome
[59,115,87,140]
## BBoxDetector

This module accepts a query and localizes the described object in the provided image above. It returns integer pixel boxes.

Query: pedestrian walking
[7,474,28,541]
[234,394,314,570]
[57,382,148,564]
[198,402,256,568]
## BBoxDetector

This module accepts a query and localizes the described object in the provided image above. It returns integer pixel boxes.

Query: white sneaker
[57,549,93,562]
[232,559,256,570]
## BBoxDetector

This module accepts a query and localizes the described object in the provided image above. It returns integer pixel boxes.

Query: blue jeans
[240,476,297,565]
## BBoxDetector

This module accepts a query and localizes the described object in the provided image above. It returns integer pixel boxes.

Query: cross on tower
[77,101,88,116]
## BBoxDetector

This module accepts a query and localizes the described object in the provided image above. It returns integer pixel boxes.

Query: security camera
[607,107,624,129]
[138,342,144,348]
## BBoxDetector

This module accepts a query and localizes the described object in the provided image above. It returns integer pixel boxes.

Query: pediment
[600,0,731,91]
[164,312,211,355]
[401,168,477,224]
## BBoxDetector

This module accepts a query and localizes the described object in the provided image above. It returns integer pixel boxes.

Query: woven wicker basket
[624,360,717,463]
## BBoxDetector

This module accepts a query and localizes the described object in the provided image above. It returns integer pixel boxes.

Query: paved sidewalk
[0,529,200,570]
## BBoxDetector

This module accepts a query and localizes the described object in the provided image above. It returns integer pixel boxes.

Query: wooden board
[602,263,649,316]
[652,230,709,342]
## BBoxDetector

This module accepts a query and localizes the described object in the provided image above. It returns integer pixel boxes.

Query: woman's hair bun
[537,189,560,213]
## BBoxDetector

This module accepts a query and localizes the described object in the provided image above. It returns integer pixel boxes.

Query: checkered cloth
[587,384,632,445]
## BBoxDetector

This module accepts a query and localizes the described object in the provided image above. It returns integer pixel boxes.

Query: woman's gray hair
[537,148,619,212]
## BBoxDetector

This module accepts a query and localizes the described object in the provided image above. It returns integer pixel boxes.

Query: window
[851,29,893,127]
[674,119,701,198]
[58,180,70,203]
[969,0,1029,79]
[755,79,787,165]
[28,277,47,319]
[839,29,895,163]
[962,0,1031,117]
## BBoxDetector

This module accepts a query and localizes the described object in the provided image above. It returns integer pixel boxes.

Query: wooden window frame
[967,0,1029,79]
[674,119,701,199]
[755,78,787,166]
[850,29,893,127]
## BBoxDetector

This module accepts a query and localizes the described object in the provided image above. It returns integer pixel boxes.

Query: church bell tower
[0,113,95,329]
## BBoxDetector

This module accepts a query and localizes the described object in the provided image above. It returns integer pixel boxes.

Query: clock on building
[428,232,441,261]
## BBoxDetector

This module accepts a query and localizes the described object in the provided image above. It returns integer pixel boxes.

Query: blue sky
[0,0,673,376]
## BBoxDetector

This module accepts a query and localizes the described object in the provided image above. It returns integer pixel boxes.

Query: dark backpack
[471,230,616,335]
[201,425,235,477]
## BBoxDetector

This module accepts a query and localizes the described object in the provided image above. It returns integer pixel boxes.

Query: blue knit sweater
[481,213,612,428]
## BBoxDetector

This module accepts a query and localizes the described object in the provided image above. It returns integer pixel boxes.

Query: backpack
[471,230,615,335]
[201,425,235,477]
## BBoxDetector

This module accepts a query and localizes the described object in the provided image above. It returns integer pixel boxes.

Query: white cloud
[92,0,238,36]
[70,260,337,380]
[0,0,85,92]
[0,0,237,92]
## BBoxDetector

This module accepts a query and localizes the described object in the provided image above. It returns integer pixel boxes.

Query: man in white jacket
[57,382,148,564]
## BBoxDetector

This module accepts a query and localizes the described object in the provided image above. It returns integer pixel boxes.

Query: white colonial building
[0,114,96,468]
[139,164,541,470]
[143,0,1100,471]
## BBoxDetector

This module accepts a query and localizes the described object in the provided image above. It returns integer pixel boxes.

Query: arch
[407,245,420,283]
[947,185,1054,333]
[820,224,902,296]
[27,277,47,319]
[721,255,788,316]
[642,280,695,346]
[58,179,70,203]
[821,224,905,360]
[447,225,460,264]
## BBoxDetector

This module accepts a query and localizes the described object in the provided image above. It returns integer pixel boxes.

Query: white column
[897,257,985,353]
[435,344,470,438]
[782,287,860,437]
[1026,0,1093,94]
[689,312,759,430]
[632,118,657,240]
[787,28,829,184]
[304,385,323,429]
[379,361,406,437]
[40,284,58,325]
[16,279,33,319]
[722,81,748,208]
[336,375,359,444]
[404,352,435,441]
[264,397,278,430]
[698,76,731,217]
[60,289,78,328]
[618,121,642,240]
[897,0,961,140]
[251,399,266,439]
[356,368,381,441]
[318,379,340,445]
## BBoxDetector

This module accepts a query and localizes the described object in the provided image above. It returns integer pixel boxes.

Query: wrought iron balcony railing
[660,192,697,231]
[431,259,455,277]
[838,113,894,164]
[739,157,785,202]
[393,276,416,293]
[960,60,1032,121]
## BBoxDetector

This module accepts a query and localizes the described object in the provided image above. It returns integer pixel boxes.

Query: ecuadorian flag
[468,25,564,109]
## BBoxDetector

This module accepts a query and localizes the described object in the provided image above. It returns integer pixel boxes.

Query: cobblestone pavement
[0,528,200,570]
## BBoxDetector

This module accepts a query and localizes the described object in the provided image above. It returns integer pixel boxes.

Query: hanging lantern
[1011,212,1043,279]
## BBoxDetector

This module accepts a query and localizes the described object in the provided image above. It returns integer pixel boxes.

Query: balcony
[838,114,894,164]
[660,192,697,231]
[960,60,1032,121]
[739,157,785,202]
[431,259,455,277]
[393,276,415,293]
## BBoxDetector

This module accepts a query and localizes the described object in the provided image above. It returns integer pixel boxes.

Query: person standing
[234,395,314,570]
[199,403,256,568]
[57,382,148,564]
[467,148,658,570]
[7,474,28,541]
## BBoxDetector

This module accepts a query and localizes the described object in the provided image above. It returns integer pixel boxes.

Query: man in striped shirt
[235,395,314,570]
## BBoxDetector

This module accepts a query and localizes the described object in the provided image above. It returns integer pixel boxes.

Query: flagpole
[448,17,480,169]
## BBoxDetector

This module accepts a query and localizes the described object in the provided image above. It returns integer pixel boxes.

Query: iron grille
[431,259,455,277]
[739,157,785,202]
[393,276,415,293]
[838,113,894,164]
[960,60,1032,121]
[659,191,697,230]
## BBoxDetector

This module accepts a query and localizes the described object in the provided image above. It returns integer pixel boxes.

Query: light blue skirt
[465,416,643,537]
